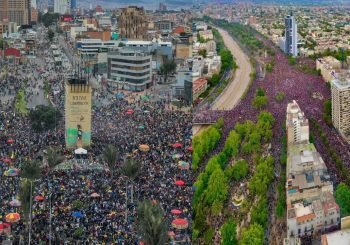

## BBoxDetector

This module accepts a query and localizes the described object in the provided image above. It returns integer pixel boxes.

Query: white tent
[75,148,87,155]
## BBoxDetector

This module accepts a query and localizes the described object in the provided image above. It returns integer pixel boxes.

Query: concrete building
[283,14,298,57]
[321,229,350,245]
[107,47,152,91]
[316,57,341,83]
[54,0,71,15]
[173,67,192,100]
[175,34,193,59]
[118,6,148,40]
[154,20,173,33]
[286,101,340,238]
[331,78,350,140]
[193,78,207,101]
[0,0,30,26]
[286,100,309,144]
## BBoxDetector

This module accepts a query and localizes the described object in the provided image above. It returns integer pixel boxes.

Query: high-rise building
[70,0,76,10]
[286,100,309,144]
[0,0,30,26]
[118,6,148,40]
[54,0,71,14]
[331,79,350,140]
[283,14,298,57]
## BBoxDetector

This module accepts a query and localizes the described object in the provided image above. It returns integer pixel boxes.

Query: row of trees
[335,183,350,217]
[192,112,275,243]
[205,17,264,54]
[29,105,61,132]
[192,118,224,170]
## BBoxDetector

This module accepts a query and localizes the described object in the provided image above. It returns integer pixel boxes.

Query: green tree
[275,92,285,102]
[120,158,140,203]
[240,223,264,245]
[21,160,42,180]
[225,159,249,181]
[204,168,228,206]
[137,200,169,245]
[45,147,64,173]
[160,60,176,83]
[249,156,274,196]
[221,220,237,245]
[19,180,32,226]
[223,130,241,157]
[252,95,268,110]
[323,99,332,126]
[335,183,350,217]
[199,49,207,58]
[102,145,119,176]
[250,197,269,229]
[29,105,61,132]
[47,29,55,42]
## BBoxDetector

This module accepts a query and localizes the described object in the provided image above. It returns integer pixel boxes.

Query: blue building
[284,14,298,57]
[71,0,76,10]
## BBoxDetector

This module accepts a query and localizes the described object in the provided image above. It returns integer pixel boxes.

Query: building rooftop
[287,143,327,175]
[321,229,350,245]
[331,78,350,90]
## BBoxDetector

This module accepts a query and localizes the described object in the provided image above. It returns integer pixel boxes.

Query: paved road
[212,27,252,110]
[193,27,253,135]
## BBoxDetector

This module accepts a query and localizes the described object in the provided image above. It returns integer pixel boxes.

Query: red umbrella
[2,158,11,163]
[187,146,192,151]
[35,195,45,201]
[7,139,14,144]
[175,180,185,186]
[171,209,182,215]
[0,222,11,234]
[171,218,188,229]
[172,143,183,148]
[126,111,133,115]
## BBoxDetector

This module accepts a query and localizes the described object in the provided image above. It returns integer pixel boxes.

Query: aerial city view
[0,0,350,244]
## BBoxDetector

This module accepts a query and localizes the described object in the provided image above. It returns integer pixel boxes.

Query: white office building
[107,47,152,91]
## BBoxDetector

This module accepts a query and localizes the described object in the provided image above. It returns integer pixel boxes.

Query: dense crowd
[0,27,192,244]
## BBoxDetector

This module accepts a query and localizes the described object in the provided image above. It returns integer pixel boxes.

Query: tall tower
[65,76,92,149]
[284,13,298,57]
[0,0,30,26]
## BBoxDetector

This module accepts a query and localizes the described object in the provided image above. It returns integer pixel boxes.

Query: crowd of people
[0,26,192,244]
[193,34,350,242]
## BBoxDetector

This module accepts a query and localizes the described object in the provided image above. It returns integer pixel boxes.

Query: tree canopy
[240,223,264,245]
[221,220,238,245]
[335,183,350,217]
[29,105,61,132]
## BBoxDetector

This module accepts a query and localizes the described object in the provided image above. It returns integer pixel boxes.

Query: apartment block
[118,6,148,40]
[331,79,350,141]
[286,100,309,144]
[0,0,30,26]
